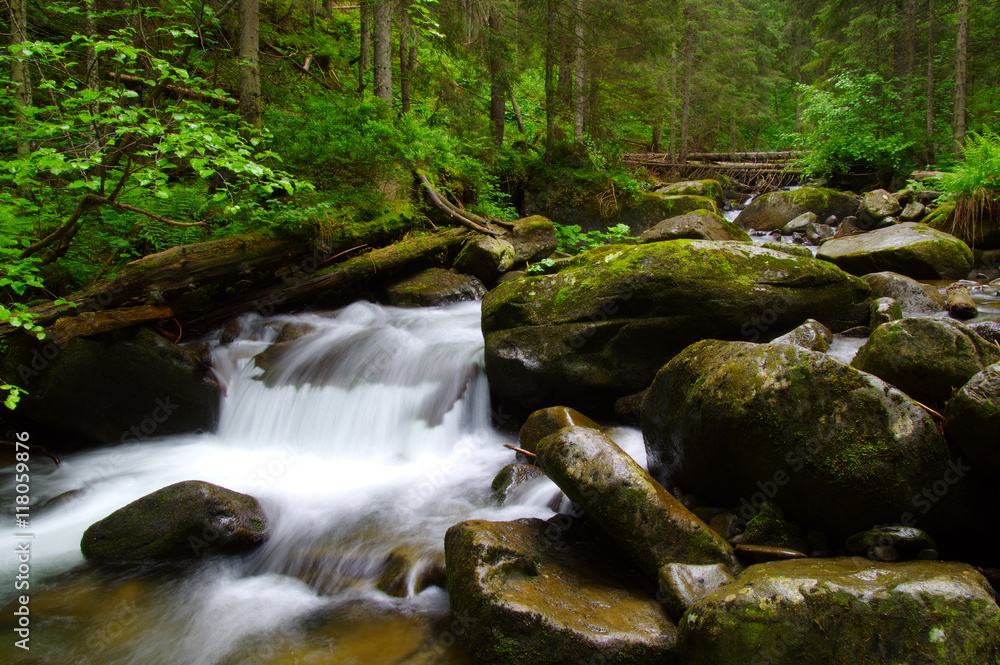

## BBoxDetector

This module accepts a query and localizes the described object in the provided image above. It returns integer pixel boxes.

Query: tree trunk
[511,92,526,135]
[9,0,30,156]
[572,0,585,144]
[373,1,393,102]
[904,0,917,102]
[680,35,694,161]
[488,9,506,148]
[238,0,262,128]
[545,0,557,160]
[952,0,968,158]
[925,0,935,164]
[359,0,371,92]
[400,31,410,112]
[668,42,677,162]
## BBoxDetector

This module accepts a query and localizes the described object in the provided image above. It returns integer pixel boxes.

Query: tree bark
[668,42,677,162]
[359,0,371,92]
[572,0,585,145]
[544,0,557,160]
[238,0,262,128]
[488,9,506,148]
[680,34,694,161]
[952,0,968,158]
[400,31,410,112]
[925,0,935,163]
[510,91,526,135]
[373,0,393,102]
[9,0,31,156]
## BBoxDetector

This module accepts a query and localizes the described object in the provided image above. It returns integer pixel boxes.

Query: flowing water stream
[0,301,646,665]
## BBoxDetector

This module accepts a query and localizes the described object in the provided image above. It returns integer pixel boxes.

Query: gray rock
[654,179,725,208]
[770,318,833,352]
[804,222,835,245]
[944,363,1000,476]
[969,320,1000,344]
[491,463,546,504]
[901,201,927,221]
[817,223,974,280]
[845,525,937,561]
[454,236,515,284]
[501,215,558,264]
[735,188,860,232]
[658,563,734,622]
[858,189,902,227]
[382,268,486,307]
[863,271,945,314]
[781,212,817,235]
[639,209,751,243]
[870,296,903,327]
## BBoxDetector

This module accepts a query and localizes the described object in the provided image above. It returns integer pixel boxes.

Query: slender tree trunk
[668,42,677,162]
[359,0,371,92]
[324,0,334,19]
[400,31,410,112]
[488,9,505,147]
[680,35,694,161]
[904,0,917,102]
[238,0,262,128]
[510,92,526,135]
[84,0,102,159]
[545,0,557,160]
[952,0,968,158]
[926,0,935,163]
[9,0,30,156]
[373,1,393,102]
[572,0,585,144]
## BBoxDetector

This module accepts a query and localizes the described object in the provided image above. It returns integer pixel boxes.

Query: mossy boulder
[518,405,603,453]
[382,268,486,307]
[638,209,751,243]
[734,187,860,232]
[944,363,1000,476]
[769,318,833,352]
[81,480,269,563]
[817,223,974,279]
[677,558,1000,664]
[491,463,546,504]
[761,241,814,258]
[0,327,220,447]
[500,215,558,264]
[654,180,725,209]
[482,241,871,413]
[444,517,678,665]
[851,318,1000,407]
[535,426,740,581]
[870,296,903,327]
[454,236,515,284]
[858,188,902,226]
[641,340,973,541]
[924,200,1000,249]
[863,271,945,314]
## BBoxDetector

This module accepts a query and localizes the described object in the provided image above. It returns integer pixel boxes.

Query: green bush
[932,129,1000,247]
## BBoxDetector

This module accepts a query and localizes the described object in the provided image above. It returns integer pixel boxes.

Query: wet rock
[851,318,1000,407]
[638,209,751,243]
[781,212,817,235]
[901,201,927,221]
[735,187,860,232]
[536,426,739,579]
[817,222,974,280]
[220,319,246,344]
[655,179,725,208]
[658,563,734,621]
[274,321,316,343]
[805,222,835,245]
[846,525,938,561]
[518,406,602,454]
[491,463,546,504]
[946,283,979,319]
[858,188,902,227]
[81,480,269,564]
[613,390,648,426]
[383,268,487,307]
[863,270,945,314]
[944,363,1000,476]
[445,517,678,665]
[375,547,448,598]
[870,296,903,327]
[642,340,974,541]
[500,215,558,264]
[737,501,807,552]
[483,241,871,413]
[769,318,833,352]
[677,558,1000,664]
[760,241,814,258]
[709,512,743,541]
[453,236,515,285]
[969,320,1000,344]
[733,544,808,564]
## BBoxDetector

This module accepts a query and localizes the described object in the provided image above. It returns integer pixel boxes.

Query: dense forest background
[1,0,997,405]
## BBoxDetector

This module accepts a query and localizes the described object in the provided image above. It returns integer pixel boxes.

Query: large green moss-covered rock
[734,187,860,232]
[677,558,1000,664]
[454,236,515,284]
[817,223,974,279]
[863,270,945,314]
[482,241,870,413]
[81,480,269,563]
[851,318,1000,407]
[518,405,603,453]
[944,363,1000,476]
[445,517,678,665]
[500,215,558,264]
[641,340,973,541]
[654,180,725,209]
[382,268,485,307]
[638,209,751,243]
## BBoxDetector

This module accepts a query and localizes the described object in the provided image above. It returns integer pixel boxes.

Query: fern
[934,129,1000,249]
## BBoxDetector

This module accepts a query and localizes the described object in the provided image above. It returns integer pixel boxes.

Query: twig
[503,442,536,459]
[319,244,369,266]
[912,398,944,420]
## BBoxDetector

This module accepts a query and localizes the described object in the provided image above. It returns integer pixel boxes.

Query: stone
[382,268,486,307]
[483,241,871,413]
[735,188,860,232]
[851,318,1000,407]
[901,201,927,221]
[657,563,735,622]
[833,215,865,238]
[81,480,269,563]
[858,188,902,227]
[769,318,833,352]
[782,212,817,234]
[491,463,546,504]
[273,321,316,343]
[500,215,558,264]
[518,406,602,454]
[638,209,751,243]
[654,179,725,208]
[453,236,515,284]
[845,525,938,561]
[613,390,648,426]
[969,320,1000,344]
[804,222,835,245]
[863,271,945,314]
[677,558,1000,664]
[737,501,807,552]
[642,340,974,541]
[870,296,903,327]
[946,283,978,319]
[760,241,814,258]
[944,363,1000,476]
[445,517,678,665]
[375,547,447,598]
[817,223,974,280]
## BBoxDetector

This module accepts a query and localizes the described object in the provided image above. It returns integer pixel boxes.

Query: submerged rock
[817,222,974,280]
[445,517,678,665]
[81,480,269,564]
[382,268,486,307]
[638,209,751,243]
[735,187,860,232]
[677,558,1000,664]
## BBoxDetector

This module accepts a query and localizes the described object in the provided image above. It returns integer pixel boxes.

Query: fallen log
[48,304,176,344]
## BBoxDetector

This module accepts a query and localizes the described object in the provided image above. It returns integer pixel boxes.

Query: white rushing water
[0,300,647,664]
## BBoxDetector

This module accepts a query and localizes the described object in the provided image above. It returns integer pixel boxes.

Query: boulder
[677,558,1000,664]
[536,426,740,580]
[901,201,927,221]
[870,296,903,327]
[641,340,972,540]
[845,525,938,561]
[445,517,678,665]
[946,283,978,319]
[734,188,860,232]
[760,241,814,259]
[491,463,546,504]
[454,236,515,284]
[857,188,902,227]
[657,563,735,622]
[781,212,817,235]
[969,320,1000,344]
[500,215,558,264]
[851,318,1000,407]
[863,271,945,314]
[769,319,833,352]
[382,268,486,307]
[944,363,1000,476]
[0,327,220,447]
[518,405,603,453]
[638,209,751,243]
[81,480,269,563]
[804,222,835,245]
[817,223,974,280]
[654,179,725,208]
[483,241,871,413]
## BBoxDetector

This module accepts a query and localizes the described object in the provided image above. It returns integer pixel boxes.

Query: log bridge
[622,150,806,189]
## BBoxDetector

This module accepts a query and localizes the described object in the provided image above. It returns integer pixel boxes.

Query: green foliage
[555,222,635,255]
[795,72,914,182]
[932,129,1000,248]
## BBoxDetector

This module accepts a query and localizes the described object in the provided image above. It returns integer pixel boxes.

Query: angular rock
[500,215,558,264]
[770,318,833,352]
[851,318,1000,407]
[453,236,515,284]
[483,241,871,413]
[491,463,546,504]
[781,212,817,235]
[901,201,927,221]
[638,209,751,243]
[518,405,602,454]
[658,563,735,622]
[677,558,1000,664]
[946,283,978,319]
[858,188,902,227]
[944,363,1000,476]
[870,296,903,327]
[735,188,860,232]
[81,480,269,563]
[382,268,486,307]
[805,222,835,245]
[863,271,945,314]
[642,340,972,540]
[445,517,678,665]
[536,426,739,579]
[817,223,974,280]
